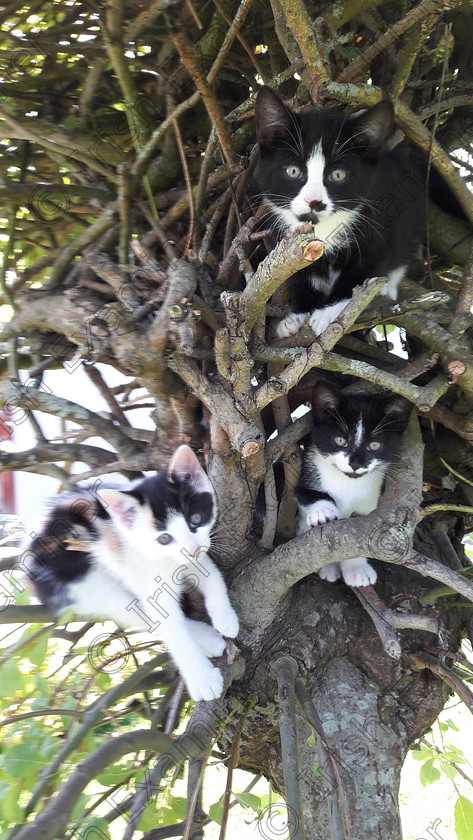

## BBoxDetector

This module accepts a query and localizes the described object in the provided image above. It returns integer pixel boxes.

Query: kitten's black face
[310,384,410,478]
[128,472,215,536]
[253,87,394,243]
[98,445,218,562]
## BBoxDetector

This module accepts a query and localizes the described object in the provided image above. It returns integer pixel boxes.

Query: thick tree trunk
[225,528,456,839]
[295,660,412,840]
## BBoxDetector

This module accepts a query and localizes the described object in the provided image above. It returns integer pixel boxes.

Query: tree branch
[15,727,206,840]
[272,656,305,840]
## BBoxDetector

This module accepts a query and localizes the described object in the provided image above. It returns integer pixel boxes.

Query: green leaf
[96,762,134,787]
[0,660,25,700]
[411,745,434,760]
[0,781,23,822]
[18,625,53,667]
[32,675,51,706]
[77,816,111,839]
[159,796,187,826]
[2,741,43,790]
[455,796,473,840]
[307,733,316,747]
[169,796,186,821]
[419,758,441,786]
[445,718,460,731]
[438,759,458,781]
[138,801,157,832]
[440,749,465,764]
[70,793,89,822]
[96,671,112,692]
[209,796,225,826]
[374,324,396,335]
[235,793,261,813]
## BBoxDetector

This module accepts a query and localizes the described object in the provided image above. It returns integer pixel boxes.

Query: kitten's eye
[334,436,347,447]
[368,441,381,451]
[284,164,303,180]
[328,168,348,183]
[158,533,173,545]
[189,512,203,526]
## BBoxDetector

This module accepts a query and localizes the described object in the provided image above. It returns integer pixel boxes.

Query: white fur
[42,452,239,703]
[297,499,339,530]
[291,144,333,217]
[308,299,350,336]
[276,312,306,338]
[275,298,351,339]
[354,417,364,448]
[339,557,377,587]
[318,563,341,582]
[270,200,360,255]
[306,449,386,517]
[299,448,387,586]
[382,265,406,300]
[309,266,340,295]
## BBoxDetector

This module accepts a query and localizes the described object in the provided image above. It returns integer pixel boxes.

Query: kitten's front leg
[185,618,226,658]
[195,554,239,640]
[309,299,350,336]
[296,494,340,581]
[159,600,225,701]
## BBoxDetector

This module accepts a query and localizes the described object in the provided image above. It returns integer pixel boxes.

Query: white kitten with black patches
[25,445,239,702]
[253,87,425,339]
[296,383,410,587]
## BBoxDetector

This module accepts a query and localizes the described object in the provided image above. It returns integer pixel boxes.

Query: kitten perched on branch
[296,383,410,586]
[253,86,424,338]
[24,446,239,702]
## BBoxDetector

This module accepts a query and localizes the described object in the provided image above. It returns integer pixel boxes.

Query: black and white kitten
[24,445,239,702]
[253,87,424,338]
[296,383,410,586]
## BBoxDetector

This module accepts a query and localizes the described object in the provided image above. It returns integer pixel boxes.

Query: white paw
[319,562,341,582]
[192,623,226,657]
[210,606,239,639]
[306,500,339,527]
[275,313,306,338]
[309,300,349,336]
[186,664,224,702]
[341,558,377,587]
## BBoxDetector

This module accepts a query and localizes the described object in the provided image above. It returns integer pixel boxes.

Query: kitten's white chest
[310,451,386,517]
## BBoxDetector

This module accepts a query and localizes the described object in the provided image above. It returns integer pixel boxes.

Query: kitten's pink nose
[304,198,326,211]
[183,539,204,559]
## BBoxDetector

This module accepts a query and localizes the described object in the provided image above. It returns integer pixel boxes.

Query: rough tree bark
[1,1,473,839]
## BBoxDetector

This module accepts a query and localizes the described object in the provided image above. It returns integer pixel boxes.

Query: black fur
[253,87,425,315]
[296,383,410,506]
[126,473,214,533]
[26,470,215,607]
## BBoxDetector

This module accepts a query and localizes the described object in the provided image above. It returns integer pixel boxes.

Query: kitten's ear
[346,100,394,156]
[99,489,141,529]
[168,445,213,493]
[311,383,340,421]
[255,86,294,146]
[383,396,412,425]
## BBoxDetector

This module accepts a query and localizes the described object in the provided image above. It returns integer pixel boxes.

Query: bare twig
[408,650,473,715]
